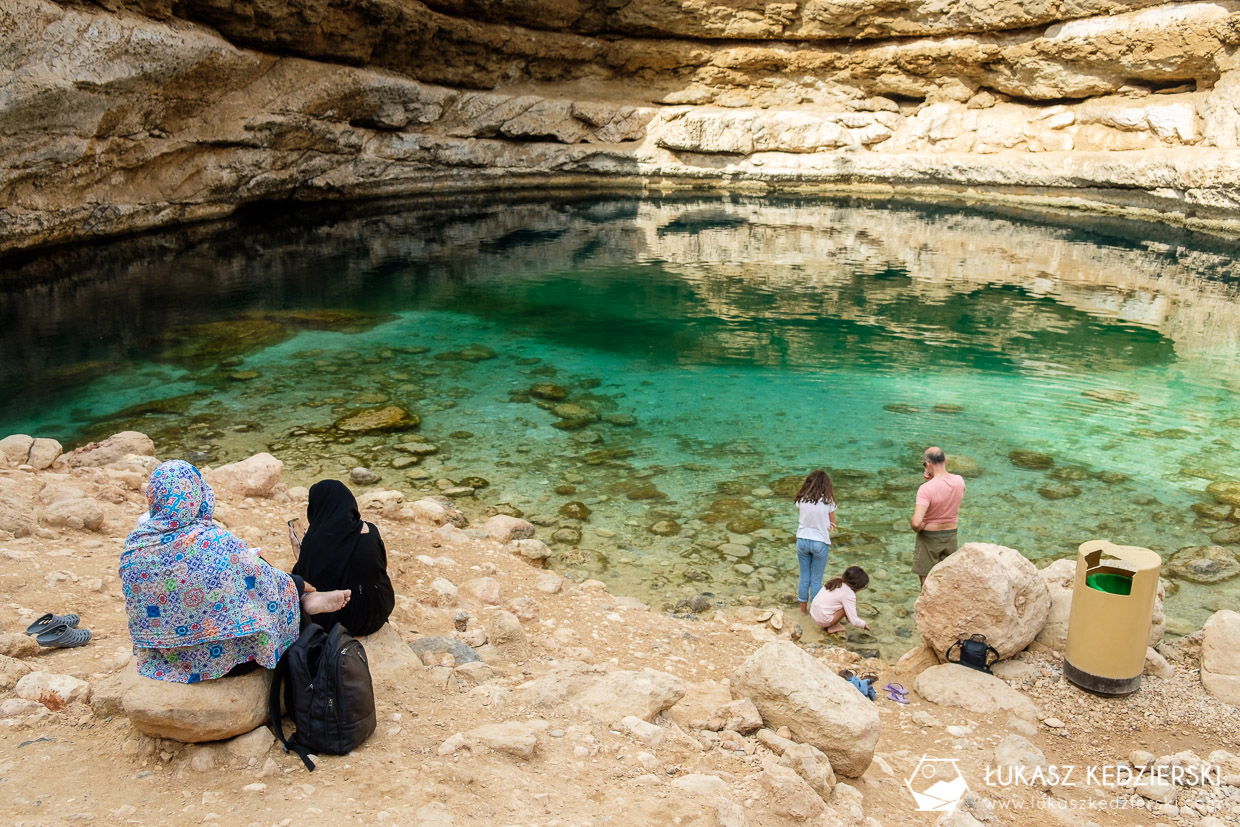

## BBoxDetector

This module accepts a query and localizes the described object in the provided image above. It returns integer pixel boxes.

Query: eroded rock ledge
[2,0,1240,254]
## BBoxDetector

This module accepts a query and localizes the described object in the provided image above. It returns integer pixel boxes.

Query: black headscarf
[296,479,364,591]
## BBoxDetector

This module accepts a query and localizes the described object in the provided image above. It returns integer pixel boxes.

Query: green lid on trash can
[1086,572,1132,595]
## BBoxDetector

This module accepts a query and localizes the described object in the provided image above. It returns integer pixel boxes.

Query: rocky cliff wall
[3,0,1240,254]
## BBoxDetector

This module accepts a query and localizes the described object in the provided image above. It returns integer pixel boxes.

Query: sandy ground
[1,455,1238,827]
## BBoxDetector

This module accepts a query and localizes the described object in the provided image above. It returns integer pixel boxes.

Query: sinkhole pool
[4,194,1240,657]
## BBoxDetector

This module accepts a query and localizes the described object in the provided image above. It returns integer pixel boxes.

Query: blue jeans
[796,539,830,603]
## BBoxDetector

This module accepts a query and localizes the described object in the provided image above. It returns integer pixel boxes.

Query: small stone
[241,783,267,793]
[16,671,91,706]
[1043,718,1065,729]
[350,467,380,485]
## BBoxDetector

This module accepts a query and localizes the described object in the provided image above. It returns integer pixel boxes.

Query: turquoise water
[3,195,1240,656]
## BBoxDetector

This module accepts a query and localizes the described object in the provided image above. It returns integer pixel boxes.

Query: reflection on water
[4,194,1240,657]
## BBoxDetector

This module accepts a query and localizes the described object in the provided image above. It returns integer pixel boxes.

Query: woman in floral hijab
[121,460,348,683]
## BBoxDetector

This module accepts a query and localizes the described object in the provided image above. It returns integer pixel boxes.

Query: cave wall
[2,0,1240,254]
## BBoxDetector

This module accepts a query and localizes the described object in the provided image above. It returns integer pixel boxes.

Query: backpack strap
[944,639,963,664]
[269,632,318,772]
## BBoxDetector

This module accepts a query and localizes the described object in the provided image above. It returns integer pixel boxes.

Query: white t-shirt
[796,499,836,543]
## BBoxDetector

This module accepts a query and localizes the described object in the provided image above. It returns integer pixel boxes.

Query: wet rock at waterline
[334,406,420,434]
[1167,546,1240,584]
[351,467,380,485]
[206,453,284,498]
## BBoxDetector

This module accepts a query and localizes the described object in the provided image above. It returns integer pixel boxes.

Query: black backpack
[269,622,376,770]
[945,633,1001,673]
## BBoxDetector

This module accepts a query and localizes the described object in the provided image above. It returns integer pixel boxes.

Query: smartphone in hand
[287,518,302,559]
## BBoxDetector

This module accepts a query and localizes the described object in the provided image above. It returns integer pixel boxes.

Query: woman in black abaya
[292,480,395,637]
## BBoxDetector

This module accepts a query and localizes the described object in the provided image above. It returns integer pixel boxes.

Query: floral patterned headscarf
[120,460,297,655]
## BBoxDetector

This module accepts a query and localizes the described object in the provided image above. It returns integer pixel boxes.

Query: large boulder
[915,543,1051,660]
[729,641,879,777]
[913,663,1040,721]
[0,434,34,465]
[518,662,685,723]
[41,498,105,532]
[1035,557,1166,651]
[206,453,283,497]
[62,431,156,467]
[26,438,63,470]
[1201,610,1240,706]
[121,662,271,742]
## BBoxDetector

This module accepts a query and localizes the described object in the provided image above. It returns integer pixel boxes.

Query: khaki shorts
[913,529,959,577]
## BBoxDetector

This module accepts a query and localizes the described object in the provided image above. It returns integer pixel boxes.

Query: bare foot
[302,588,350,615]
[826,623,845,634]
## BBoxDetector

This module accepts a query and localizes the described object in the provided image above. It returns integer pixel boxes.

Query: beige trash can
[1063,540,1161,695]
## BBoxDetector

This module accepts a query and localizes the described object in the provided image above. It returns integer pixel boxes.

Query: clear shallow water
[4,195,1240,657]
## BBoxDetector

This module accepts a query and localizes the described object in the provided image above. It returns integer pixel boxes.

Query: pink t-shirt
[915,473,965,524]
[809,584,867,629]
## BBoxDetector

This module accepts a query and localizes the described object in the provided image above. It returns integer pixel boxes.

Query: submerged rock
[335,406,420,433]
[1037,483,1081,500]
[1082,388,1138,404]
[883,403,920,414]
[153,319,292,369]
[649,520,681,536]
[529,383,568,401]
[1009,450,1054,470]
[1207,480,1240,507]
[1168,545,1240,583]
[558,501,591,520]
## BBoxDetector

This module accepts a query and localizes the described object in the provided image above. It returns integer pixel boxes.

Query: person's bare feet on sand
[826,623,845,634]
[302,588,351,615]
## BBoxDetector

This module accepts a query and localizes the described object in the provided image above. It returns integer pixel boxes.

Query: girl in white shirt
[810,566,870,634]
[794,470,837,614]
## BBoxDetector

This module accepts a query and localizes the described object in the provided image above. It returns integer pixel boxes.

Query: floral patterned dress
[120,460,299,683]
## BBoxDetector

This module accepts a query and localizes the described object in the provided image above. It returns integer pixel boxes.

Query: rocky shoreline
[1,430,1239,826]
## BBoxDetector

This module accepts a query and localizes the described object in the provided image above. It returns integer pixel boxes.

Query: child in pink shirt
[809,566,870,634]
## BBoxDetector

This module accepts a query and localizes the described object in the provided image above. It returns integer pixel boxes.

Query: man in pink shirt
[910,446,965,587]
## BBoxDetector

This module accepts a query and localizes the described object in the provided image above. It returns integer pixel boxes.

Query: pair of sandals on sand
[839,670,910,704]
[24,612,92,648]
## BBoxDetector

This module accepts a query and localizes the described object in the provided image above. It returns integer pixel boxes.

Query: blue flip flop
[35,624,91,649]
[25,613,80,636]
